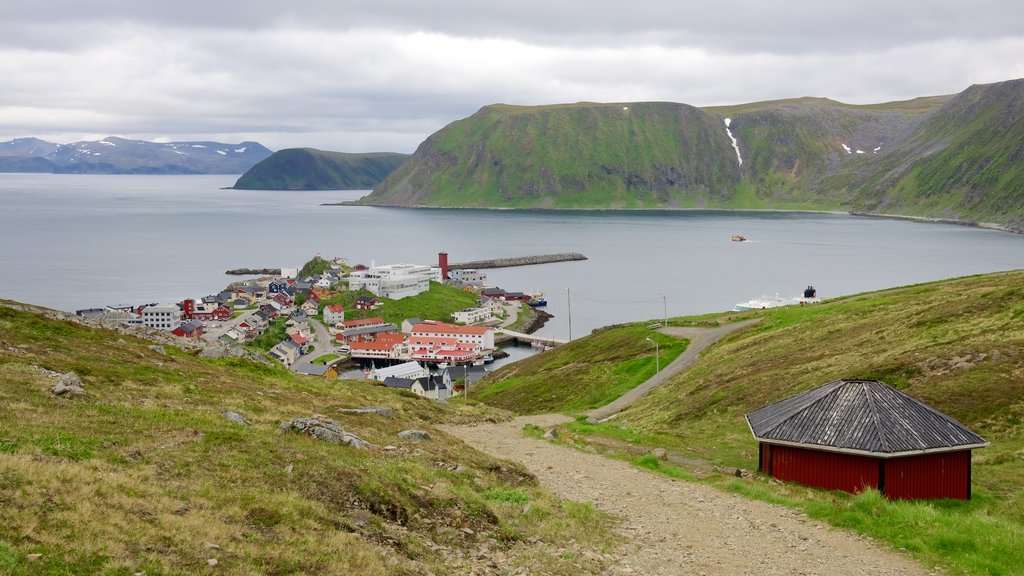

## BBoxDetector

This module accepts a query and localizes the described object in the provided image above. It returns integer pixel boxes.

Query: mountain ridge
[0,136,273,174]
[360,79,1024,230]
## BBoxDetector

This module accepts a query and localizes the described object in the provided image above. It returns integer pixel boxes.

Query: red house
[180,299,231,321]
[172,320,204,339]
[746,379,988,500]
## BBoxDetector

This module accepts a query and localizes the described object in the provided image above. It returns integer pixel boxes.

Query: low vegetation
[0,302,619,575]
[318,282,480,326]
[472,326,686,413]
[479,271,1024,575]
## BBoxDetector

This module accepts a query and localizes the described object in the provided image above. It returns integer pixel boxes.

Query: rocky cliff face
[361,79,1024,228]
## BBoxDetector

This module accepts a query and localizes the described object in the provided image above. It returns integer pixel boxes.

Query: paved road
[585,319,760,422]
[291,317,335,374]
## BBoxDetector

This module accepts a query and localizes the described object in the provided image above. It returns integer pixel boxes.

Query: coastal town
[75,252,562,400]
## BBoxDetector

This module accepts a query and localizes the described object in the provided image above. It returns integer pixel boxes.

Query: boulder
[222,411,251,426]
[147,345,166,355]
[50,372,84,396]
[279,416,370,449]
[398,429,431,442]
[338,406,394,418]
[650,447,668,460]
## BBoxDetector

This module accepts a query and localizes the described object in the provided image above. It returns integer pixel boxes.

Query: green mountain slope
[361,79,1024,229]
[368,102,742,208]
[0,302,616,574]
[844,79,1024,227]
[233,148,408,190]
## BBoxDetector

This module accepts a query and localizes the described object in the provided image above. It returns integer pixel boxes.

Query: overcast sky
[2,1,1022,152]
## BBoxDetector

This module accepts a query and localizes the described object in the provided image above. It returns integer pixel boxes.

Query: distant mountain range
[232,148,408,190]
[361,78,1024,231]
[0,137,273,174]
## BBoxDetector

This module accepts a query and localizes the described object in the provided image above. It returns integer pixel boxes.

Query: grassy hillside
[475,272,1024,574]
[845,80,1024,229]
[233,149,408,190]
[318,282,480,325]
[361,79,1024,229]
[367,101,742,208]
[0,302,618,575]
[472,326,687,413]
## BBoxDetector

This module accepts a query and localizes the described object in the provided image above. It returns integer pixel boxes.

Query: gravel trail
[444,415,933,576]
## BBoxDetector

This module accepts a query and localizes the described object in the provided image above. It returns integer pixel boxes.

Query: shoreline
[323,201,1023,236]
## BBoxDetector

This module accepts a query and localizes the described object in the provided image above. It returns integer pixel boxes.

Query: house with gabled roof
[324,304,346,325]
[746,379,989,500]
[172,319,204,339]
[269,339,301,366]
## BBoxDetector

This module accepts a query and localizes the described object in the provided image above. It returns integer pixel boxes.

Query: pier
[494,328,568,347]
[449,252,586,270]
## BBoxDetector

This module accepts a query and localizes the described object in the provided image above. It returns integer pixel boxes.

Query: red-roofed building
[349,333,408,360]
[341,317,387,329]
[410,321,495,350]
[289,332,309,346]
[324,304,346,325]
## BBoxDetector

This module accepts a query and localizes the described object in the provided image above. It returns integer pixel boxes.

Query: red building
[746,379,988,500]
[180,299,231,321]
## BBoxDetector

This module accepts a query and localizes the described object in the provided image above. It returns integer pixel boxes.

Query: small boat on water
[527,291,547,307]
[731,234,746,242]
[733,286,820,311]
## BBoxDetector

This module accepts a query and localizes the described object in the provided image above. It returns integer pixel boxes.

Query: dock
[494,328,568,347]
[449,253,586,270]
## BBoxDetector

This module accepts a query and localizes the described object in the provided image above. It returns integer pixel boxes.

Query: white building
[452,307,494,325]
[323,304,346,325]
[140,304,181,330]
[348,263,435,300]
[370,361,429,382]
[410,321,495,351]
[449,268,487,285]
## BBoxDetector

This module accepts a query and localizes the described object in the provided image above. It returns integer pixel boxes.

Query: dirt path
[586,319,760,422]
[444,415,933,576]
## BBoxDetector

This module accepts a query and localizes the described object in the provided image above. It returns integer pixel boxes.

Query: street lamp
[645,337,660,374]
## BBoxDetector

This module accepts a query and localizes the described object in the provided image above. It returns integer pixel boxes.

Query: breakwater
[225,268,280,276]
[449,252,586,270]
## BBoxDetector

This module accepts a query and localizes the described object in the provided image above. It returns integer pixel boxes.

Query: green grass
[0,301,620,575]
[471,325,687,414]
[312,353,340,365]
[480,271,1024,574]
[318,282,479,326]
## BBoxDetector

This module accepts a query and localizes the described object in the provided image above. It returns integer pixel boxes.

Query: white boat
[733,286,820,312]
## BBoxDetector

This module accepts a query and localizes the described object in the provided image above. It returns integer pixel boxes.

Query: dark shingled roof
[746,379,988,457]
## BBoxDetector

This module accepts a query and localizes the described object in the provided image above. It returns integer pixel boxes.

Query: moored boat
[731,234,746,242]
[733,286,820,311]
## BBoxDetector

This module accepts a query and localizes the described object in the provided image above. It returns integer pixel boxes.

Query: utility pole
[566,287,572,341]
[660,293,668,327]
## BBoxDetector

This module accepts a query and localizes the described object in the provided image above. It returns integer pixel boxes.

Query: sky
[2,1,1022,153]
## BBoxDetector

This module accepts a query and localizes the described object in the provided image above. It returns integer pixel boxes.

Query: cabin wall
[762,443,974,500]
[884,451,972,500]
[764,443,879,494]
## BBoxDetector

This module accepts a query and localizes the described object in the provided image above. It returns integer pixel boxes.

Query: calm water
[2,173,1023,341]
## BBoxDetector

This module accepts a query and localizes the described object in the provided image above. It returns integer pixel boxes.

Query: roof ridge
[860,381,889,452]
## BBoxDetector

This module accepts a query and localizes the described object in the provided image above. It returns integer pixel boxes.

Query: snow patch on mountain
[723,118,743,166]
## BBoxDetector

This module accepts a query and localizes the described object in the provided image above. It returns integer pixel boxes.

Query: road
[586,318,761,422]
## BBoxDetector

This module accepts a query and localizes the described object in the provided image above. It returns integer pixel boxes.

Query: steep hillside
[361,79,1024,228]
[844,79,1024,228]
[233,148,408,190]
[0,137,272,174]
[0,302,618,574]
[368,102,743,209]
